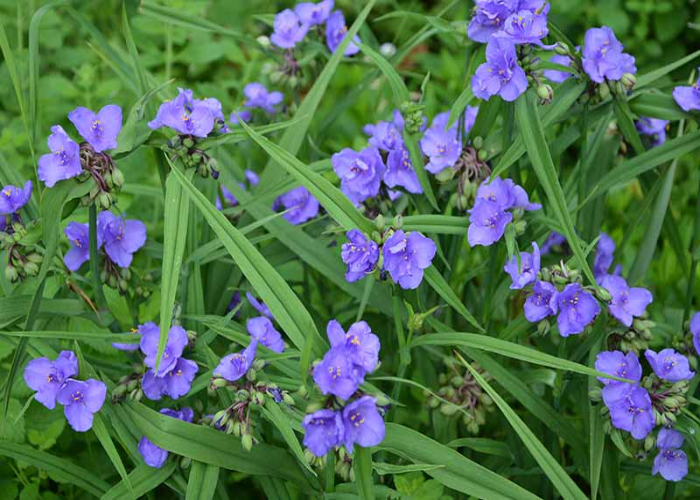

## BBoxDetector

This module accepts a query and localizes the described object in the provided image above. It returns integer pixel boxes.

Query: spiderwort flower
[341,396,386,451]
[97,211,147,268]
[139,407,194,468]
[139,323,188,375]
[326,10,360,56]
[68,105,122,152]
[653,428,688,482]
[499,9,550,46]
[607,385,654,439]
[273,186,320,225]
[467,199,513,247]
[673,74,700,112]
[467,0,519,43]
[543,53,574,83]
[367,121,403,152]
[326,320,380,373]
[247,316,285,353]
[302,409,344,457]
[601,275,653,327]
[56,379,107,432]
[112,327,140,352]
[430,106,479,136]
[644,349,695,382]
[419,126,462,174]
[243,83,284,114]
[504,242,540,289]
[331,147,385,205]
[38,125,82,188]
[382,230,437,289]
[524,280,558,322]
[636,117,668,147]
[313,346,363,400]
[214,339,258,382]
[472,37,528,102]
[0,181,32,215]
[148,88,215,137]
[63,222,90,272]
[141,360,198,401]
[246,292,273,319]
[582,26,636,84]
[540,231,566,254]
[691,312,700,356]
[556,283,600,336]
[295,0,334,26]
[594,350,642,405]
[216,184,240,210]
[385,147,423,194]
[341,229,379,282]
[23,351,78,410]
[593,232,616,282]
[476,177,542,212]
[271,9,308,49]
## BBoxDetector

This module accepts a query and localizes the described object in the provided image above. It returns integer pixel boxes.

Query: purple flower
[382,230,437,289]
[295,0,334,26]
[499,9,550,46]
[112,328,141,352]
[0,181,32,215]
[691,312,700,357]
[139,407,194,468]
[332,147,385,205]
[326,11,360,56]
[476,177,541,211]
[243,83,284,114]
[247,316,285,353]
[161,358,199,399]
[644,349,695,382]
[273,186,320,225]
[544,53,574,83]
[302,409,344,457]
[139,436,168,468]
[594,350,642,405]
[326,320,380,373]
[593,232,616,282]
[467,199,513,247]
[97,211,147,268]
[201,97,227,132]
[227,291,242,315]
[230,109,252,126]
[636,117,668,147]
[430,106,479,136]
[139,323,188,375]
[385,147,422,194]
[148,88,215,137]
[214,339,258,382]
[341,396,385,451]
[556,283,600,336]
[420,126,462,174]
[467,0,519,43]
[63,222,90,272]
[38,125,82,188]
[524,280,558,322]
[245,170,260,187]
[504,242,540,289]
[367,121,403,152]
[56,379,107,432]
[23,351,78,410]
[653,428,688,482]
[216,184,240,210]
[540,231,566,254]
[271,9,308,49]
[601,275,653,327]
[607,385,654,439]
[341,229,379,282]
[246,292,274,320]
[313,347,363,400]
[673,76,700,112]
[472,37,528,102]
[582,26,636,84]
[68,105,122,152]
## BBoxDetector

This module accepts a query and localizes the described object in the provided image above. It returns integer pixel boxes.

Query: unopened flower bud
[236,389,250,401]
[246,368,257,382]
[241,433,253,452]
[597,82,611,101]
[554,42,569,56]
[513,219,527,235]
[595,287,612,302]
[379,42,396,58]
[212,377,229,388]
[477,149,488,162]
[282,393,295,406]
[537,319,551,336]
[537,84,554,104]
[257,35,271,48]
[393,214,403,230]
[621,73,636,90]
[98,193,112,210]
[435,167,456,182]
[252,392,266,406]
[24,262,39,276]
[439,403,459,416]
[253,359,266,372]
[182,138,195,149]
[5,266,18,283]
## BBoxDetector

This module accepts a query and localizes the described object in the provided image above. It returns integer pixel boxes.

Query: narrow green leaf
[403,130,439,211]
[156,168,191,373]
[261,399,316,476]
[373,462,445,475]
[457,354,588,500]
[2,330,138,343]
[588,322,606,500]
[636,49,700,88]
[185,461,219,500]
[103,462,176,500]
[358,43,410,103]
[516,91,597,286]
[198,114,309,150]
[88,204,107,311]
[447,438,513,460]
[92,413,134,497]
[447,86,475,130]
[613,97,646,155]
[353,446,374,500]
[630,92,694,121]
[423,267,483,331]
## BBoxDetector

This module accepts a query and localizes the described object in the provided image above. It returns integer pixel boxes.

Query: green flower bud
[233,421,243,437]
[214,409,230,427]
[212,377,229,388]
[554,42,569,56]
[537,84,553,104]
[5,265,18,283]
[393,214,403,230]
[236,389,250,402]
[472,136,484,150]
[282,393,296,406]
[112,384,127,397]
[621,73,637,90]
[451,376,464,388]
[241,434,253,452]
[306,401,323,414]
[253,359,266,372]
[246,368,257,382]
[435,167,456,182]
[180,456,191,469]
[595,287,612,302]
[537,319,551,336]
[252,392,266,406]
[98,192,112,210]
[183,138,195,149]
[513,219,527,235]
[477,149,489,162]
[24,262,39,276]
[374,214,385,231]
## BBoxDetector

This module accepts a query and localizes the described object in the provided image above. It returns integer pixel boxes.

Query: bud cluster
[112,364,147,403]
[167,135,221,179]
[77,143,125,209]
[1,221,42,283]
[426,357,494,434]
[519,44,554,105]
[607,317,655,354]
[400,102,426,136]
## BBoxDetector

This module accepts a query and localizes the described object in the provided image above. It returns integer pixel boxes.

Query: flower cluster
[581,26,636,85]
[593,348,695,481]
[303,320,386,457]
[24,351,107,432]
[341,226,436,290]
[468,177,541,247]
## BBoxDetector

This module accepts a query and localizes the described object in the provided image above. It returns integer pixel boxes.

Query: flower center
[91,120,103,136]
[72,391,84,403]
[349,411,365,427]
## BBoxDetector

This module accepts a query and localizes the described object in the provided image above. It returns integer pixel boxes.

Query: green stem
[88,203,107,313]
